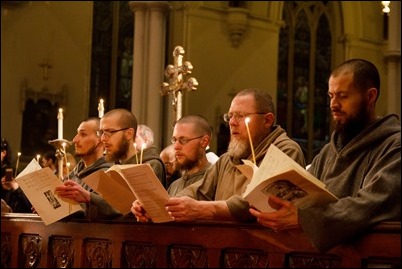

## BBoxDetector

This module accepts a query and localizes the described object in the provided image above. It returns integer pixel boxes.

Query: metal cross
[161,46,198,124]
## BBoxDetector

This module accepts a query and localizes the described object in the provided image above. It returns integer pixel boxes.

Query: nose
[173,141,181,150]
[330,96,339,110]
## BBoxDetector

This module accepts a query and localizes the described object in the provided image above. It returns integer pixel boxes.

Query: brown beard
[332,100,371,144]
[176,150,203,171]
[105,137,130,163]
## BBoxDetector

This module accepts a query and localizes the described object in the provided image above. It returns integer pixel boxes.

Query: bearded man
[99,108,166,187]
[249,59,401,253]
[166,114,213,196]
[132,88,305,222]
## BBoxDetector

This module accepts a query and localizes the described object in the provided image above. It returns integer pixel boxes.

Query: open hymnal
[15,158,83,225]
[240,144,338,212]
[82,163,174,223]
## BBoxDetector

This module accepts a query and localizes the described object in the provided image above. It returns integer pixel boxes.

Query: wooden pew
[1,213,400,268]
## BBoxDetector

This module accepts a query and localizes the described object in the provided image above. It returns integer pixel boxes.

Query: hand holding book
[240,145,338,213]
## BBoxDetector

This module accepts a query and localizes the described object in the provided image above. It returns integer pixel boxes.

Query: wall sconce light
[382,1,390,14]
[381,1,390,39]
[226,7,249,48]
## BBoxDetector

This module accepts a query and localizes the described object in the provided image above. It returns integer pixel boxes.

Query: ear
[126,128,135,140]
[200,135,210,148]
[264,113,275,128]
[367,87,378,105]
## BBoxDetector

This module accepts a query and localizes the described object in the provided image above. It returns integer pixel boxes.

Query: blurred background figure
[160,144,181,188]
[62,152,77,178]
[1,138,32,213]
[41,150,58,174]
[1,138,12,181]
[135,124,154,150]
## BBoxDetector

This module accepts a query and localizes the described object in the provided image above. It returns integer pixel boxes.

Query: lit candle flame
[15,152,21,177]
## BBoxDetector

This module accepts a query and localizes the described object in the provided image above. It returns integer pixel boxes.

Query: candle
[57,108,63,139]
[36,154,41,163]
[134,143,139,164]
[15,152,21,177]
[140,143,146,164]
[63,142,68,179]
[98,99,104,118]
[66,162,70,178]
[245,117,256,165]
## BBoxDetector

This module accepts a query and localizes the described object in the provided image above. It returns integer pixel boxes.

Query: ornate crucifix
[161,46,198,124]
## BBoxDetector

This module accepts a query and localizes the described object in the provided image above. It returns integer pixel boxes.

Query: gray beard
[227,138,250,160]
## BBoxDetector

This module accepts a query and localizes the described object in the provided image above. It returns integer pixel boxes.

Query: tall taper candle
[58,108,63,139]
[98,99,104,118]
[245,117,256,165]
[134,143,139,164]
[15,152,21,177]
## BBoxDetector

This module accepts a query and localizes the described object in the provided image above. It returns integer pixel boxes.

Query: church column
[146,1,170,147]
[385,1,401,116]
[130,1,147,121]
[129,1,170,148]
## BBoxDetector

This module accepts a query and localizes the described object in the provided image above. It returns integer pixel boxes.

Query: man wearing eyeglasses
[132,88,305,223]
[166,114,213,196]
[98,108,166,187]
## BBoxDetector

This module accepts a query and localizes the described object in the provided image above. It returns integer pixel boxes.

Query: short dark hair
[235,88,276,115]
[103,108,138,134]
[176,114,212,137]
[331,58,380,101]
[1,138,9,152]
[43,150,57,163]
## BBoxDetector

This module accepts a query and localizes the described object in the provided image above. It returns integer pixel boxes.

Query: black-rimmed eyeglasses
[171,135,204,145]
[97,127,130,138]
[223,112,267,123]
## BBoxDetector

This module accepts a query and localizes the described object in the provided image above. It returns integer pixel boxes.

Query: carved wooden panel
[49,236,74,268]
[122,241,158,268]
[84,238,112,268]
[362,257,401,268]
[19,234,42,268]
[222,247,269,268]
[1,232,12,268]
[169,244,208,268]
[286,252,342,268]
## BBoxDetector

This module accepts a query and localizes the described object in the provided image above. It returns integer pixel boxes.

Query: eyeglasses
[164,161,175,167]
[171,135,204,145]
[223,112,267,123]
[97,127,130,138]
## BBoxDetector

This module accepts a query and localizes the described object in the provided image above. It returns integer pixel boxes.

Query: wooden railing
[1,213,400,268]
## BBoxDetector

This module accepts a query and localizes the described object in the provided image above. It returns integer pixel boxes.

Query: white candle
[140,143,146,164]
[15,152,21,177]
[63,142,68,178]
[98,99,104,118]
[57,108,63,139]
[245,117,256,165]
[134,143,139,164]
[36,154,41,163]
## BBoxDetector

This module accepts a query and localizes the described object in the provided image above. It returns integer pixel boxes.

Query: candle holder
[49,139,73,180]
